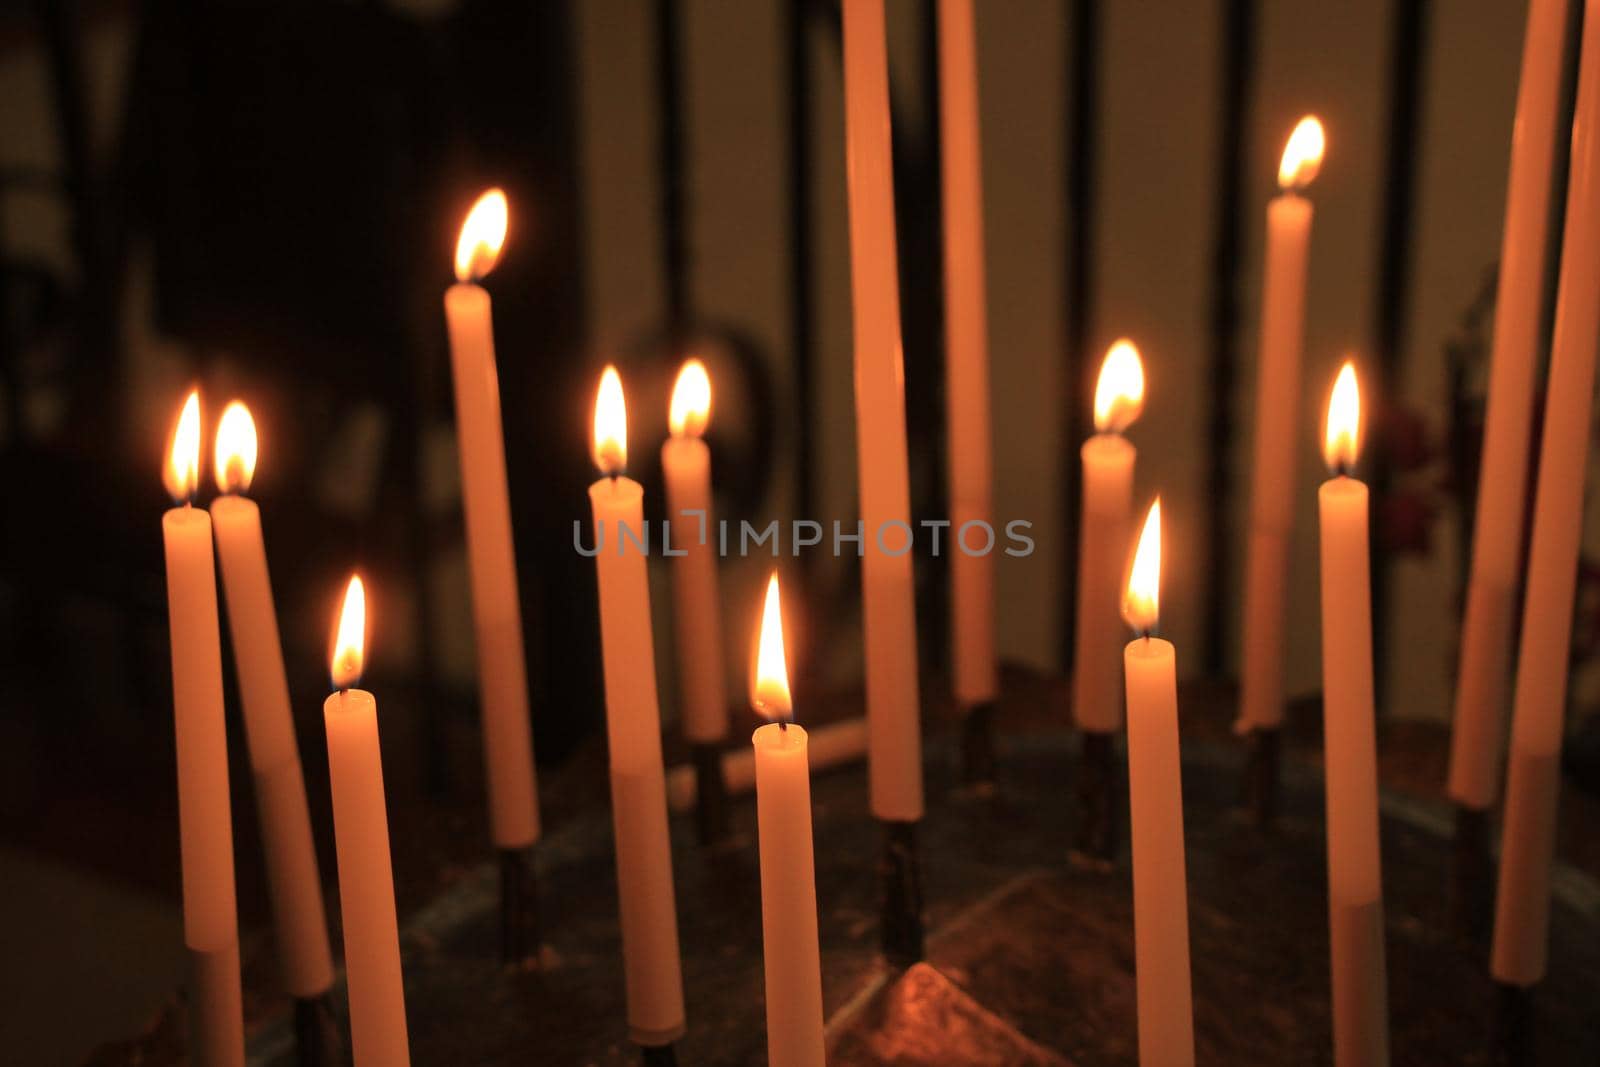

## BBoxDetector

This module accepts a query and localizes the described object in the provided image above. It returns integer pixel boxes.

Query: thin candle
[751,574,825,1067]
[1449,0,1569,812]
[1239,116,1324,737]
[1074,340,1145,734]
[161,391,245,1067]
[663,359,728,747]
[1317,362,1390,1067]
[938,0,997,714]
[324,576,410,1067]
[842,0,924,828]
[445,189,542,856]
[1121,500,1194,1067]
[1492,0,1600,987]
[210,403,335,1003]
[588,366,687,1050]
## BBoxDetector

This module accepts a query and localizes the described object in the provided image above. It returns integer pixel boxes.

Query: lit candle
[1238,116,1324,734]
[1450,0,1570,810]
[662,359,727,745]
[1492,3,1600,985]
[588,366,687,1048]
[938,0,997,709]
[209,402,335,1001]
[750,574,826,1067]
[842,0,924,823]
[1073,341,1144,733]
[1121,500,1194,1067]
[324,576,410,1067]
[161,391,245,1067]
[444,189,541,851]
[1318,362,1390,1067]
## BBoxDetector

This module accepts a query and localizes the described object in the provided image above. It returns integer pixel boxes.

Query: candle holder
[691,741,730,846]
[959,700,998,787]
[879,820,925,966]
[291,992,341,1067]
[1493,981,1535,1066]
[498,846,541,970]
[1451,803,1494,941]
[1072,730,1120,867]
[639,1041,679,1066]
[1242,725,1281,829]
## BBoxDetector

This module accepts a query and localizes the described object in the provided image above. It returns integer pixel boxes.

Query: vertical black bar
[1370,0,1431,702]
[655,0,689,338]
[789,0,817,541]
[1061,0,1101,671]
[1201,0,1257,677]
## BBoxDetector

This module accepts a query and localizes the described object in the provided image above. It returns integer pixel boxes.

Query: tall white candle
[210,402,334,1000]
[324,576,410,1067]
[1239,117,1324,734]
[1318,364,1389,1067]
[662,359,728,744]
[751,574,825,1067]
[842,0,924,823]
[589,367,687,1046]
[1121,500,1194,1067]
[938,0,997,708]
[1449,0,1570,810]
[1493,0,1600,986]
[1073,341,1144,733]
[161,392,245,1067]
[445,189,541,850]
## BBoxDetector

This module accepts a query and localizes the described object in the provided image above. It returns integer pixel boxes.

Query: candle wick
[1141,629,1152,643]
[779,719,788,733]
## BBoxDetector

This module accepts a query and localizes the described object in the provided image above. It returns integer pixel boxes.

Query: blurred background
[2,0,1595,1062]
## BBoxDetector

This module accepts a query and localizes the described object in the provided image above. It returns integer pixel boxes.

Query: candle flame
[1278,116,1325,191]
[1123,498,1162,633]
[669,358,712,438]
[1323,360,1362,474]
[331,574,367,689]
[454,188,508,283]
[592,365,628,475]
[752,572,793,721]
[164,390,202,503]
[1093,339,1145,434]
[213,401,258,494]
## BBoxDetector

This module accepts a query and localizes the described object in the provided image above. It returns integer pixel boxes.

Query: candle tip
[454,188,508,282]
[1323,360,1362,475]
[1093,340,1145,434]
[331,574,367,690]
[1278,116,1326,191]
[669,358,712,438]
[1122,499,1162,634]
[213,400,258,494]
[592,366,628,475]
[164,389,202,504]
[752,572,794,723]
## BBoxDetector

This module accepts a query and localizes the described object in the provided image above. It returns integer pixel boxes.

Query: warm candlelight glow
[1123,498,1162,633]
[1278,116,1326,191]
[331,575,367,690]
[669,358,712,438]
[165,390,202,503]
[213,401,258,494]
[1093,339,1146,434]
[752,572,793,722]
[1323,360,1362,474]
[454,188,509,283]
[593,365,628,475]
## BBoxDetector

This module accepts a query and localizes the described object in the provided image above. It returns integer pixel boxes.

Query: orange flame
[1323,360,1361,474]
[752,572,792,721]
[1278,116,1325,191]
[213,401,258,494]
[164,390,202,503]
[454,188,508,283]
[331,574,367,689]
[1093,340,1145,434]
[1123,498,1162,633]
[593,365,628,475]
[669,359,712,438]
